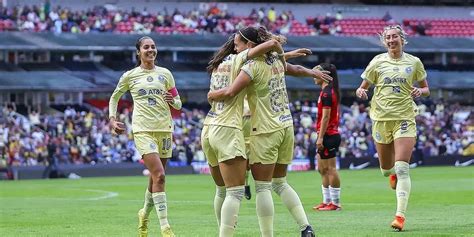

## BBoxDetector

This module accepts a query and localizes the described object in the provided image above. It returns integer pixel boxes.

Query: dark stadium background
[0,0,472,179]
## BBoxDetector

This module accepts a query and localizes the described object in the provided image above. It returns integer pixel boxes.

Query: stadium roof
[1,32,473,53]
[1,70,473,91]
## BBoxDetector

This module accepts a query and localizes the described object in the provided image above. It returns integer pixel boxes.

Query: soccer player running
[311,63,342,211]
[356,25,430,231]
[109,36,181,237]
[203,29,291,237]
[209,26,332,237]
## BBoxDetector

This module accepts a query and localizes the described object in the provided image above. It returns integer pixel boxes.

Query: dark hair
[135,36,153,67]
[318,63,340,103]
[207,34,236,74]
[239,26,287,58]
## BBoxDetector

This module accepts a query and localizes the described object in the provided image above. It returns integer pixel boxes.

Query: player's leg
[326,134,342,209]
[212,126,248,237]
[273,127,314,237]
[373,121,397,189]
[244,160,252,200]
[251,162,276,237]
[391,120,417,231]
[315,152,330,210]
[142,153,173,236]
[219,156,247,237]
[202,125,226,228]
[138,177,153,237]
[210,166,226,227]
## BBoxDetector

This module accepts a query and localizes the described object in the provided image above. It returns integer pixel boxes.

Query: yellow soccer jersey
[204,49,249,129]
[361,52,427,121]
[242,54,292,135]
[109,66,177,133]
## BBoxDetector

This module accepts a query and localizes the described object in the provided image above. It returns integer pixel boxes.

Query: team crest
[400,121,408,131]
[158,75,165,83]
[147,76,154,82]
[150,143,157,150]
[138,89,147,96]
[375,132,381,141]
[405,66,413,74]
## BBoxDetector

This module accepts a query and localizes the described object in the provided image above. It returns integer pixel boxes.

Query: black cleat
[244,185,251,200]
[301,225,315,237]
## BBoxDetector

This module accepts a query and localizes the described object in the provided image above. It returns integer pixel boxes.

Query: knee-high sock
[395,161,411,218]
[321,185,330,204]
[256,181,274,237]
[329,186,341,205]
[272,177,310,231]
[143,188,154,217]
[220,185,244,237]
[152,192,170,229]
[214,185,226,227]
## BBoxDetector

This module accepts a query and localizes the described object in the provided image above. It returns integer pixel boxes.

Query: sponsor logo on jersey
[138,89,147,96]
[279,114,293,122]
[147,76,153,82]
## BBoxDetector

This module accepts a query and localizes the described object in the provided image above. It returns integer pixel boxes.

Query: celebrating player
[109,36,181,237]
[356,25,430,231]
[203,28,289,237]
[208,26,332,237]
[311,63,342,211]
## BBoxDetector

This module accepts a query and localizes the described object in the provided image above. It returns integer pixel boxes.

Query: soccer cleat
[161,226,176,237]
[312,202,328,211]
[389,174,397,190]
[301,225,316,237]
[391,215,405,231]
[244,185,252,200]
[137,209,148,237]
[318,202,341,211]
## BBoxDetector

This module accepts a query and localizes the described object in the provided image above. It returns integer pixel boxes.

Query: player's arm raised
[286,63,333,82]
[208,70,251,101]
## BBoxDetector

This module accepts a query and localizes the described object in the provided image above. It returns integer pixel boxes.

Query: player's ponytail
[207,34,236,74]
[135,36,152,67]
[319,63,341,104]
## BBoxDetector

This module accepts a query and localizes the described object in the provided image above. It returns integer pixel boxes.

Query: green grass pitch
[1,166,473,236]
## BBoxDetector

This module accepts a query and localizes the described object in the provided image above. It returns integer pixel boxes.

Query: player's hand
[411,86,422,98]
[110,120,125,135]
[313,69,333,83]
[316,138,324,151]
[285,48,312,59]
[356,87,369,100]
[164,92,174,104]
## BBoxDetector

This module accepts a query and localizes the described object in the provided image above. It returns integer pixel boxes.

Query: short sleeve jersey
[204,49,249,129]
[361,52,427,121]
[316,85,340,135]
[109,66,177,133]
[241,54,292,135]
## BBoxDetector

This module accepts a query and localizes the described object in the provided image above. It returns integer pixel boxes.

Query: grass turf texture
[1,166,473,236]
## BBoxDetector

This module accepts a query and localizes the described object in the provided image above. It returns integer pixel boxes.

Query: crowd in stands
[1,2,472,36]
[1,98,472,168]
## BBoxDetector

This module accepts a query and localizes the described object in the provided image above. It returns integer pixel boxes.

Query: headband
[239,30,256,44]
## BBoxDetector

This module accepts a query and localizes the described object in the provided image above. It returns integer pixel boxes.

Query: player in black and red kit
[311,63,342,211]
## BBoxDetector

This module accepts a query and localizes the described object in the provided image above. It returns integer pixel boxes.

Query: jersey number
[268,77,288,113]
[162,138,171,151]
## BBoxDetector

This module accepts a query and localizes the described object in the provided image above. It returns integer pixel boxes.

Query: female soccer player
[109,36,181,237]
[208,26,332,237]
[203,29,288,237]
[356,25,430,231]
[311,63,342,212]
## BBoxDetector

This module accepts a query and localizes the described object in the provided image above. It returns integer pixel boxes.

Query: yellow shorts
[133,132,173,158]
[250,126,294,165]
[372,120,417,144]
[242,115,251,157]
[201,125,247,167]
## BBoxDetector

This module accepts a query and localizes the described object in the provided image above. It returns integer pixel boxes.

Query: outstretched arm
[208,70,251,101]
[286,63,333,82]
[284,48,312,60]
